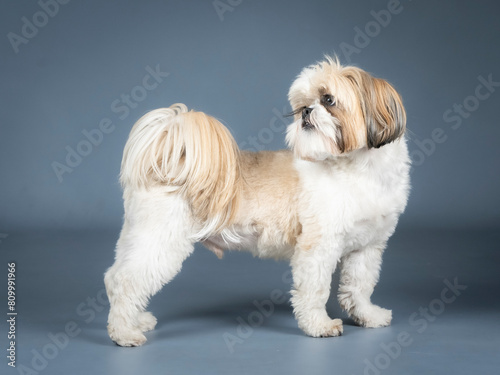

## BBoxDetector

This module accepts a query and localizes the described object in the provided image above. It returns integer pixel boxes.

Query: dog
[104,57,411,346]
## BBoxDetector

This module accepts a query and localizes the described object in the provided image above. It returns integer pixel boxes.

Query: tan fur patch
[120,105,242,235]
[296,219,321,252]
[342,67,406,149]
[180,112,242,231]
[233,150,302,250]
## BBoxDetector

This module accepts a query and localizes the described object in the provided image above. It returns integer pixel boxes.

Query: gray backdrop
[1,2,500,375]
[1,0,499,231]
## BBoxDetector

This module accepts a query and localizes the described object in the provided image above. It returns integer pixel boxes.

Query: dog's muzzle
[302,107,314,130]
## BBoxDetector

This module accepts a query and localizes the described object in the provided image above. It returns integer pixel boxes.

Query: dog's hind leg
[104,191,194,346]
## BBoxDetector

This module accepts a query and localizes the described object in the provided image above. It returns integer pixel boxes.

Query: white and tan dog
[104,57,410,346]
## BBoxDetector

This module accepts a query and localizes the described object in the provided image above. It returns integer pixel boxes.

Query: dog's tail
[120,103,242,238]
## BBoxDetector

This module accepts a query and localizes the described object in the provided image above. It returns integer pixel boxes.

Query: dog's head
[286,57,406,161]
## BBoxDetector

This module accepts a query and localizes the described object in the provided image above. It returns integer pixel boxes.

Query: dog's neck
[297,138,409,176]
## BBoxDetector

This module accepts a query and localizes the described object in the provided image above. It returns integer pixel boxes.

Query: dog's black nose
[302,107,313,120]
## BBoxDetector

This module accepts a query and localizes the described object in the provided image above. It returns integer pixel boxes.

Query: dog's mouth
[302,120,314,130]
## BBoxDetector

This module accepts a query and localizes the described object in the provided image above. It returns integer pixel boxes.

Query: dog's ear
[347,70,406,149]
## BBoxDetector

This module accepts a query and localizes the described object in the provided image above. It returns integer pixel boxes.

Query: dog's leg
[104,193,194,346]
[290,246,343,337]
[338,244,392,328]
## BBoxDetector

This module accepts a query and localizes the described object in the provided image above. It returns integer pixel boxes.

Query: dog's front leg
[337,243,392,328]
[290,245,343,337]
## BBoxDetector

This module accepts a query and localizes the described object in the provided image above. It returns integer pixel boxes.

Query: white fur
[286,99,343,160]
[105,190,195,346]
[292,140,410,335]
[105,60,411,346]
[105,140,409,345]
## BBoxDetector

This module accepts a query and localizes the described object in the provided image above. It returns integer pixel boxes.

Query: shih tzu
[104,57,410,346]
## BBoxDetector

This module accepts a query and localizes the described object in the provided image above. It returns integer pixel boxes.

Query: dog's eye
[321,94,336,107]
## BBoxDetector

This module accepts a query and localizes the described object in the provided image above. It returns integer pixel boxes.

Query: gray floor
[1,227,499,375]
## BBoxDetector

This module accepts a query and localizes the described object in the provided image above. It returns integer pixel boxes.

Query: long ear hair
[344,68,406,148]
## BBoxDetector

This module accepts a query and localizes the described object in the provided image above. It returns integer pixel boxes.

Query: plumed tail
[120,103,241,238]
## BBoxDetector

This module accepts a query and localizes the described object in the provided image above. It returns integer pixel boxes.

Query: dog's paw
[108,325,147,347]
[356,306,392,328]
[319,318,344,337]
[301,318,344,338]
[137,311,157,332]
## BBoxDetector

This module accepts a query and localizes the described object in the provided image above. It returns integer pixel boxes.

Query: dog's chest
[297,158,408,251]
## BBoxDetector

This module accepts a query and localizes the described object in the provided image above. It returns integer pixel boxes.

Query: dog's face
[286,57,406,161]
